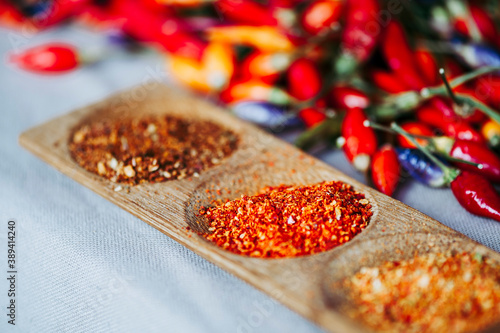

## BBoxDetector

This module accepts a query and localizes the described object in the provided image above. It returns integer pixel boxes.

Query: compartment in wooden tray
[19,83,500,333]
[322,233,500,333]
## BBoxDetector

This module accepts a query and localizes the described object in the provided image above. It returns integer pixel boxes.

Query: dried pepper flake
[69,116,238,185]
[343,252,500,333]
[200,181,372,258]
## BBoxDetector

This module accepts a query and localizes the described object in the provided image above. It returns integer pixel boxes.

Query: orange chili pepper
[398,122,435,149]
[168,42,235,92]
[169,56,211,93]
[240,51,292,84]
[481,120,500,147]
[202,42,235,91]
[207,25,295,52]
[219,79,292,105]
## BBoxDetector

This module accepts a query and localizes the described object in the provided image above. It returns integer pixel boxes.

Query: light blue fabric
[0,25,498,333]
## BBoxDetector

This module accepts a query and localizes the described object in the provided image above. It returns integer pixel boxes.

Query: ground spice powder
[69,115,238,185]
[199,181,372,258]
[343,252,500,333]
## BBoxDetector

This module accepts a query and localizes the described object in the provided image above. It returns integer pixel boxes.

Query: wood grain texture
[19,83,500,333]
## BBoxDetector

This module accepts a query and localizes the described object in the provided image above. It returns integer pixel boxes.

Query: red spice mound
[200,181,372,258]
[69,116,238,185]
[343,252,500,333]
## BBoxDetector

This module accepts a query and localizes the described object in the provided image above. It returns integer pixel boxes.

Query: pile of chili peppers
[4,0,500,223]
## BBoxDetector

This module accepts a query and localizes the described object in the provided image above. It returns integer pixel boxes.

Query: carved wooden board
[19,83,500,333]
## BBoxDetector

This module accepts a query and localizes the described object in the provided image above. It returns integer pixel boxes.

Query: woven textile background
[1,26,499,333]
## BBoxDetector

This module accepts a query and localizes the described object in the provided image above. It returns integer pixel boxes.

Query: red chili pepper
[371,70,409,94]
[445,58,465,79]
[449,88,487,124]
[474,74,500,108]
[329,86,369,110]
[155,0,206,6]
[287,58,322,101]
[429,97,456,118]
[336,0,380,71]
[382,21,427,90]
[470,5,498,44]
[455,4,498,45]
[75,5,116,30]
[447,122,485,143]
[393,123,500,222]
[300,0,343,35]
[454,20,472,40]
[76,1,174,30]
[416,104,484,143]
[341,107,377,172]
[239,51,292,84]
[215,0,278,26]
[9,43,79,73]
[451,171,500,222]
[429,96,483,127]
[398,122,434,149]
[139,0,176,14]
[29,0,90,28]
[414,49,439,85]
[110,0,206,59]
[448,140,500,183]
[299,107,326,128]
[269,0,300,7]
[0,1,29,29]
[429,97,485,138]
[415,103,446,128]
[371,144,400,196]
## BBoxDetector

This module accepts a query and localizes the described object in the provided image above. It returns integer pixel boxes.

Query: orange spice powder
[343,252,500,333]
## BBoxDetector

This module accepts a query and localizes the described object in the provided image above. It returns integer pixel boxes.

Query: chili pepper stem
[420,87,500,125]
[366,120,484,169]
[455,93,500,126]
[443,155,484,168]
[423,66,500,96]
[390,123,460,184]
[364,120,392,134]
[296,113,344,149]
[410,66,500,125]
[438,68,460,105]
[449,66,500,88]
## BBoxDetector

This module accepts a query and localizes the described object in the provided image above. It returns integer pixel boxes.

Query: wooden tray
[19,83,500,333]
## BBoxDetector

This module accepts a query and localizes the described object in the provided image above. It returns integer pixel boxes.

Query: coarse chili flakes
[342,252,500,333]
[199,181,372,258]
[69,115,238,185]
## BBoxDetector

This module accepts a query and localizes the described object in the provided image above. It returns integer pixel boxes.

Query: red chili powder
[199,181,372,258]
